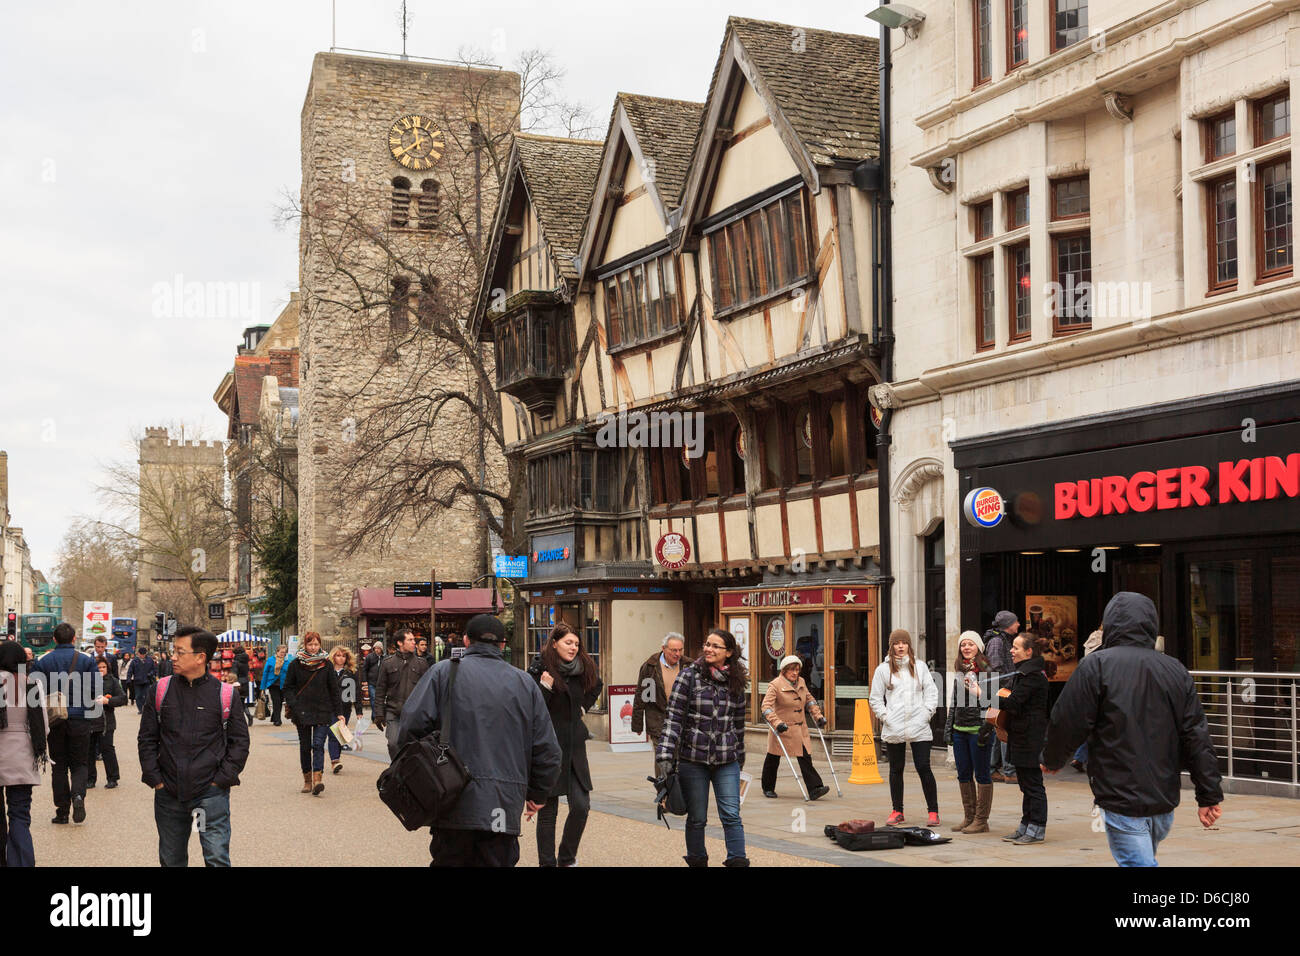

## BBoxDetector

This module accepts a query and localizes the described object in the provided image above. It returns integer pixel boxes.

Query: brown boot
[311,771,324,796]
[301,772,311,793]
[952,781,976,831]
[963,783,993,833]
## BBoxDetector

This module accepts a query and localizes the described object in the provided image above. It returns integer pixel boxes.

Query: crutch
[806,699,842,797]
[765,710,810,801]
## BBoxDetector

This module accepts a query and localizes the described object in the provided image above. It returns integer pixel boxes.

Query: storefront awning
[349,587,500,618]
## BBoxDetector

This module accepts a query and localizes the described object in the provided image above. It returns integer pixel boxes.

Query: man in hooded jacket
[1041,591,1223,867]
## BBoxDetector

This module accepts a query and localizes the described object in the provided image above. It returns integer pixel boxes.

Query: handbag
[648,768,688,828]
[376,659,471,831]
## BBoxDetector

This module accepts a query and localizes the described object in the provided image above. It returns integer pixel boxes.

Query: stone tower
[136,427,228,631]
[297,53,519,638]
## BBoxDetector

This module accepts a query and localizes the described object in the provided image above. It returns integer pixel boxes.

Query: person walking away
[362,642,383,721]
[997,633,1055,845]
[1042,592,1223,866]
[250,648,265,714]
[33,622,98,825]
[232,645,254,728]
[375,628,429,760]
[526,623,603,867]
[397,615,561,867]
[86,659,126,790]
[326,646,361,774]
[263,644,290,726]
[943,631,994,833]
[1069,627,1104,771]
[283,632,344,796]
[655,628,750,867]
[869,629,940,826]
[631,632,686,771]
[138,627,250,867]
[0,640,45,866]
[126,647,157,715]
[983,611,1020,784]
[760,655,829,800]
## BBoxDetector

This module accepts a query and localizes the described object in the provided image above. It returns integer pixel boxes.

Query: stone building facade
[882,0,1300,680]
[297,52,520,641]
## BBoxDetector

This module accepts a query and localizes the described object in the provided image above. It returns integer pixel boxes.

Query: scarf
[708,663,730,684]
[296,648,329,670]
[557,656,583,677]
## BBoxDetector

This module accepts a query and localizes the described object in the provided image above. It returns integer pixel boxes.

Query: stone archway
[893,459,945,661]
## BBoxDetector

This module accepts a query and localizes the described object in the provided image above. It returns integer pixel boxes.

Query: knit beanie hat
[992,610,1019,630]
[957,630,985,653]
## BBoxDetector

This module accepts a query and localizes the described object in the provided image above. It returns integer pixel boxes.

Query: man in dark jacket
[397,614,561,867]
[631,632,686,768]
[375,628,429,758]
[90,635,118,673]
[126,646,158,714]
[1042,592,1223,867]
[983,610,1019,784]
[138,626,250,867]
[33,622,100,824]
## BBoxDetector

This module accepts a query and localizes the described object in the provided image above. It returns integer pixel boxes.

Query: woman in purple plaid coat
[654,628,749,867]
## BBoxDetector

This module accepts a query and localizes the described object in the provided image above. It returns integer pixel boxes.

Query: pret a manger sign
[1056,453,1299,520]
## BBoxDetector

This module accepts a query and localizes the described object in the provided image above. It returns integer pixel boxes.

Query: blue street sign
[494,555,528,577]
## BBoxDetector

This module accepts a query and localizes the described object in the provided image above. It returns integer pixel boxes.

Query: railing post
[1226,676,1234,780]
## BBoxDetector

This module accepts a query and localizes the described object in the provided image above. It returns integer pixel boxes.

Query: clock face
[388,114,444,171]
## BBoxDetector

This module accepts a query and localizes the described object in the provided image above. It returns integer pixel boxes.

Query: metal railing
[1190,670,1299,790]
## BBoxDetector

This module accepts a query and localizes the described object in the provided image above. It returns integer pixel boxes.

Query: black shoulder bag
[377,659,473,831]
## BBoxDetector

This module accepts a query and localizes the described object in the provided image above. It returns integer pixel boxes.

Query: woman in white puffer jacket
[869,629,941,827]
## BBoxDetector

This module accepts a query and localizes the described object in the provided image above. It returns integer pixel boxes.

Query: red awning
[349,587,499,618]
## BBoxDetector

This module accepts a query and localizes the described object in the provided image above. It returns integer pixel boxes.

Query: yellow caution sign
[848,699,884,785]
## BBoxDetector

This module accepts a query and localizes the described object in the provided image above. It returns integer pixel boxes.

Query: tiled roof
[232,356,270,426]
[515,135,605,281]
[718,17,880,166]
[616,94,705,208]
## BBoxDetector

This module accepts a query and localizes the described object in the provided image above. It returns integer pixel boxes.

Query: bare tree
[54,520,136,627]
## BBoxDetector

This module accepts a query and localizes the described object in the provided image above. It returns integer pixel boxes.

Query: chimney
[269,349,300,387]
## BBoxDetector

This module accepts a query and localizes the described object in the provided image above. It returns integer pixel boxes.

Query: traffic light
[5,612,14,637]
[154,611,165,634]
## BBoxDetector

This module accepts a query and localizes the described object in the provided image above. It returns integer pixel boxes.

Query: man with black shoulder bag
[393,614,560,867]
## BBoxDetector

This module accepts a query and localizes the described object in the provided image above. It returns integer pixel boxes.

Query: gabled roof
[678,17,880,239]
[577,93,704,273]
[471,134,604,338]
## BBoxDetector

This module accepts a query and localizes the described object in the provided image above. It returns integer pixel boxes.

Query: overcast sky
[0,0,881,576]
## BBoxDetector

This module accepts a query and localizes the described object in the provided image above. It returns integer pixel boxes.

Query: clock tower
[297,51,519,640]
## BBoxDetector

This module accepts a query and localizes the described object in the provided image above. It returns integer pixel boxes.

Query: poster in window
[728,617,750,672]
[1024,595,1078,682]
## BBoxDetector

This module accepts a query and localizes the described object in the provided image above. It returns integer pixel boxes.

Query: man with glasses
[138,626,249,867]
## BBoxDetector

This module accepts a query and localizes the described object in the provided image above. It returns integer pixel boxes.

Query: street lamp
[865,3,926,39]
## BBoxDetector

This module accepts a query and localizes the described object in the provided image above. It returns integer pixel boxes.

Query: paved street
[28,708,1300,867]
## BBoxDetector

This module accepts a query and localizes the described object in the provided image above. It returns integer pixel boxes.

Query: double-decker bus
[18,613,59,656]
[110,618,137,653]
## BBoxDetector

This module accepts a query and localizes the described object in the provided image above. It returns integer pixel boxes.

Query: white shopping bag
[738,771,753,806]
[351,716,371,751]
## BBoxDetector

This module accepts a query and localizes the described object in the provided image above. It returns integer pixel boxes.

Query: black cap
[466,614,505,643]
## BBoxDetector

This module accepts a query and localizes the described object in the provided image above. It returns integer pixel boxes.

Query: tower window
[418,180,440,230]
[391,177,412,228]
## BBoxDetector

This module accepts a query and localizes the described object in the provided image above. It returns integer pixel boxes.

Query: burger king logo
[963,487,1005,528]
[655,532,691,569]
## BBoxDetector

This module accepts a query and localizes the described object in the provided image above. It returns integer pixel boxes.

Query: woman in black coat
[283,632,345,797]
[86,659,127,789]
[526,623,603,867]
[998,633,1056,845]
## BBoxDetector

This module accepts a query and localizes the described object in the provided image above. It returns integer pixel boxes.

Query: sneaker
[927,811,941,827]
[886,811,905,825]
[808,785,830,801]
[72,796,86,824]
[763,789,778,798]
[332,762,343,775]
[1001,826,1026,842]
[105,781,119,790]
[1012,831,1045,845]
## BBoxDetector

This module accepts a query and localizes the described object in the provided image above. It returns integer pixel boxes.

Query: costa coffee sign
[1057,454,1299,519]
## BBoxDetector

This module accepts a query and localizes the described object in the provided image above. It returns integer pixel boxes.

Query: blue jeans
[1074,741,1089,764]
[2,785,35,866]
[298,724,329,772]
[154,786,231,867]
[1105,810,1174,867]
[951,730,992,784]
[677,760,746,864]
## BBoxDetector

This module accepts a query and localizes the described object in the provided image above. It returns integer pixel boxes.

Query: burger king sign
[963,487,1005,528]
[655,531,691,569]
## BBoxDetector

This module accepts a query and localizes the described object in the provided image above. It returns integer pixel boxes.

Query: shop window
[833,610,872,728]
[972,0,992,88]
[584,601,604,708]
[1207,175,1238,292]
[1204,110,1235,163]
[1188,559,1253,671]
[1272,557,1300,671]
[1006,0,1027,68]
[974,253,996,350]
[1254,91,1290,145]
[1256,157,1293,281]
[1051,0,1087,52]
[528,604,557,657]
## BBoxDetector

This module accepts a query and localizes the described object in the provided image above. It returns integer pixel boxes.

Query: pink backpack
[155,676,235,721]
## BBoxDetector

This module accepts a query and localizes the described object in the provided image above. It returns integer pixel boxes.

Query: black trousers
[760,750,824,792]
[886,741,939,813]
[269,685,284,723]
[1015,764,1048,826]
[429,828,520,867]
[87,728,120,785]
[536,774,591,867]
[47,719,91,811]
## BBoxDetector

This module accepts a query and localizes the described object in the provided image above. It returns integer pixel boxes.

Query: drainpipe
[874,7,895,643]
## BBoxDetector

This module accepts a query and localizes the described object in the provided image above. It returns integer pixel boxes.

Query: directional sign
[394,582,432,598]
[434,581,472,600]
[494,555,528,577]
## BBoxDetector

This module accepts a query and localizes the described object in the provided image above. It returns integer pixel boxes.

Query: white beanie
[778,655,803,671]
[958,630,985,653]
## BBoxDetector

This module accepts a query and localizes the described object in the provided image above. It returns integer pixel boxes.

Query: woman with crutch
[760,655,830,800]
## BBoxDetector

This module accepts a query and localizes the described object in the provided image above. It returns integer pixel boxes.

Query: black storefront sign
[529,530,576,580]
[966,420,1300,552]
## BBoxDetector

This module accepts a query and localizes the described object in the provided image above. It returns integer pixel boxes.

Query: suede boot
[312,771,324,795]
[952,781,976,831]
[962,783,993,833]
[301,772,312,793]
